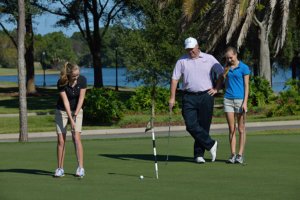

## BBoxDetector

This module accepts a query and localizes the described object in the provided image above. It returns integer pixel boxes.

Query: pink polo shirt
[172,52,224,92]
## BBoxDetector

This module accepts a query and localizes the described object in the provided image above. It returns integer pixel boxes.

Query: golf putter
[242,109,247,166]
[165,107,172,164]
[72,115,80,168]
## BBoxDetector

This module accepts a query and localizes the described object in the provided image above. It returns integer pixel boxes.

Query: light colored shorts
[55,109,83,134]
[223,98,244,113]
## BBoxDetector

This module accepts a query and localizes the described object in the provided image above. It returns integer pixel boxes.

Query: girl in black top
[54,62,87,177]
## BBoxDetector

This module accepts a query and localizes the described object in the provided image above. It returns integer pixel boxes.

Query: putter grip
[72,115,76,132]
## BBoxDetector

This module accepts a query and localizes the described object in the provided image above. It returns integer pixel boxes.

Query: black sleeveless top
[56,75,87,111]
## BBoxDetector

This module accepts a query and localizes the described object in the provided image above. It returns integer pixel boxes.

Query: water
[271,63,292,93]
[0,65,293,92]
[0,67,141,88]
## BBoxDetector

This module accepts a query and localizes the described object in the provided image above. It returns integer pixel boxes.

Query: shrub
[213,108,224,117]
[249,76,274,108]
[267,79,300,116]
[84,88,125,124]
[126,86,179,113]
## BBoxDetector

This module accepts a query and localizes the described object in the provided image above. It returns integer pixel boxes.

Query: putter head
[145,120,152,133]
[169,106,173,113]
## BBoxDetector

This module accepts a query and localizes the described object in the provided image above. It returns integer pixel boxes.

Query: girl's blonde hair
[59,62,79,87]
[223,46,238,79]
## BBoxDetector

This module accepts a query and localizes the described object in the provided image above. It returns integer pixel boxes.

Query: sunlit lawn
[0,133,299,200]
[0,66,59,76]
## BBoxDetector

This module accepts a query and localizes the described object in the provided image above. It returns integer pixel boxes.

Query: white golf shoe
[195,156,206,163]
[76,167,85,178]
[235,154,244,164]
[54,168,65,177]
[210,141,218,162]
[227,154,236,164]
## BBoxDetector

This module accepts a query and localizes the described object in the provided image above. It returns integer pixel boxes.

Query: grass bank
[0,66,59,76]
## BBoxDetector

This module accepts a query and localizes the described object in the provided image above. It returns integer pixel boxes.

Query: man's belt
[183,90,209,95]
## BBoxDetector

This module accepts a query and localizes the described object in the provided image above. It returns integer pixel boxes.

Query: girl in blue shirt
[223,47,250,164]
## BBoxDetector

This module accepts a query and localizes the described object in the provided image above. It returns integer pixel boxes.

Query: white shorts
[55,109,83,134]
[223,98,244,113]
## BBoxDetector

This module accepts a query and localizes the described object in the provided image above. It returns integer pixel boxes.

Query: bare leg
[225,112,236,155]
[57,133,66,168]
[237,113,246,156]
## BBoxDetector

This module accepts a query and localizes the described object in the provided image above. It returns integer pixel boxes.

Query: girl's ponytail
[59,62,78,87]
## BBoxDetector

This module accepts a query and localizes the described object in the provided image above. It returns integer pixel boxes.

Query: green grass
[0,115,115,134]
[0,133,299,200]
[0,81,18,87]
[0,87,58,114]
[1,112,300,134]
[0,86,132,114]
[0,115,55,134]
[0,67,18,75]
[2,111,299,134]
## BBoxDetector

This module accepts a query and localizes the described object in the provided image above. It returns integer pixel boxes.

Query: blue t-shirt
[224,61,250,99]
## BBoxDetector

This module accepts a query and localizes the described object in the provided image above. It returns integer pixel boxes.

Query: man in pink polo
[169,37,224,163]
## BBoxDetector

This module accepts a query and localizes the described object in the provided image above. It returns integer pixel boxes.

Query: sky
[33,13,77,37]
[3,12,77,37]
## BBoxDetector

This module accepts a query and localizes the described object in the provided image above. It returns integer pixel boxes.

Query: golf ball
[140,175,144,180]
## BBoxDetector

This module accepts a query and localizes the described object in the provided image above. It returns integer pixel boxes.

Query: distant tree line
[0,25,127,69]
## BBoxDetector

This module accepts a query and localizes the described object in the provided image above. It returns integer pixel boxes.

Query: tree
[33,0,130,88]
[0,0,37,94]
[180,0,291,83]
[100,25,127,67]
[17,0,28,142]
[0,31,18,68]
[24,4,35,93]
[34,32,77,68]
[288,0,300,80]
[70,32,90,66]
[122,0,186,120]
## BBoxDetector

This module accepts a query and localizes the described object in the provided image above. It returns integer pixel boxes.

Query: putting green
[0,133,299,200]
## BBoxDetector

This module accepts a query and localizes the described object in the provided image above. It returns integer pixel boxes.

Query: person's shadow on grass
[100,154,227,163]
[0,168,53,176]
[100,153,193,163]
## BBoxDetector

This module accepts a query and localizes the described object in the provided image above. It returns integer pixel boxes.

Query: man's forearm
[170,79,179,99]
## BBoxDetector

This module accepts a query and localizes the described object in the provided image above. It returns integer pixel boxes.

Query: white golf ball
[139,175,144,180]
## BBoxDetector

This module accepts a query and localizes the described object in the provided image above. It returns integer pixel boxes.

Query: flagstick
[151,122,159,179]
[144,87,158,179]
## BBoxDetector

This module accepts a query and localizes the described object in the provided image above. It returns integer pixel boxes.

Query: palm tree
[180,0,291,83]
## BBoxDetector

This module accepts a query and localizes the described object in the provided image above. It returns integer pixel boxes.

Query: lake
[0,67,141,88]
[0,65,293,92]
[271,62,292,92]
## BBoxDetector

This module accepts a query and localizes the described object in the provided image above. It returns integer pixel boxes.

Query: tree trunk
[257,24,271,84]
[25,13,36,94]
[18,0,28,142]
[291,54,300,80]
[92,49,103,88]
[91,11,103,88]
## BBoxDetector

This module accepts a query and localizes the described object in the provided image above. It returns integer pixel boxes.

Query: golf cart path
[0,120,299,142]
